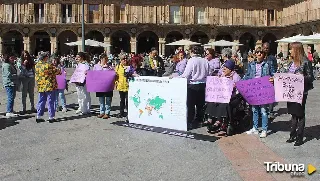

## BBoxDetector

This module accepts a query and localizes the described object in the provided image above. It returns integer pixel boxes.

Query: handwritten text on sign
[205,76,234,103]
[274,73,304,104]
[86,70,116,92]
[69,64,89,83]
[236,76,275,105]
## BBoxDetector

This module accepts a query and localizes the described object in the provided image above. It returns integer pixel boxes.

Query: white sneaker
[6,112,18,118]
[260,131,267,138]
[246,128,259,135]
[62,108,67,113]
[75,110,82,114]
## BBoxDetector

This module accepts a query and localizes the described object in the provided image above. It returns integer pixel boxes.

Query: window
[35,4,44,23]
[62,4,72,23]
[267,9,275,26]
[89,4,99,23]
[170,6,180,24]
[195,7,205,24]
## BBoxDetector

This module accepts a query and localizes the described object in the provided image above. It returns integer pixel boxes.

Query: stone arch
[110,30,131,54]
[239,32,256,54]
[190,31,209,45]
[2,30,24,56]
[262,33,278,56]
[56,29,78,38]
[137,31,159,54]
[165,31,184,56]
[85,30,105,55]
[30,30,51,55]
[58,30,78,56]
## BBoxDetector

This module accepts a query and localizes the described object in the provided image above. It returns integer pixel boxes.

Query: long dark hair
[21,51,34,70]
[3,55,10,63]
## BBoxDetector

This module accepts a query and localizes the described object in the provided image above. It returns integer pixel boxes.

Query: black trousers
[289,95,308,139]
[187,83,206,123]
[119,91,128,114]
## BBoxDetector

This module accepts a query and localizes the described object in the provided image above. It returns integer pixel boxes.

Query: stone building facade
[0,0,319,56]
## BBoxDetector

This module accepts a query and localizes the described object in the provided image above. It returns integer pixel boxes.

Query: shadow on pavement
[112,121,220,142]
[53,113,94,123]
[267,120,320,144]
[274,107,288,118]
[0,115,34,130]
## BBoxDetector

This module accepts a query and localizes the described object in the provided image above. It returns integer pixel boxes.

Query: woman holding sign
[243,47,273,138]
[93,54,114,119]
[284,42,314,146]
[52,57,67,113]
[73,52,91,115]
[206,60,241,133]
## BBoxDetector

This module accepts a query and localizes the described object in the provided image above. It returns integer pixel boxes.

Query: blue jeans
[99,97,112,115]
[5,86,16,113]
[55,89,66,109]
[252,105,269,131]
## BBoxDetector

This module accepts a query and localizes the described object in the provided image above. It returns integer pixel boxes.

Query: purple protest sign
[86,70,116,92]
[70,64,89,83]
[56,75,66,89]
[205,76,234,103]
[273,73,304,104]
[236,76,275,105]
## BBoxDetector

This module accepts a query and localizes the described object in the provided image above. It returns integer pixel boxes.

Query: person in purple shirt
[206,48,220,76]
[173,46,209,129]
[175,51,188,76]
[52,57,67,113]
[218,48,233,76]
[93,54,114,119]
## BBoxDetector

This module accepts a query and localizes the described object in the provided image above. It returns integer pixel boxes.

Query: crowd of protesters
[1,41,314,147]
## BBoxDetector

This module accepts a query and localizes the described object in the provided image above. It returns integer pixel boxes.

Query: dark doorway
[215,33,233,53]
[111,30,131,55]
[2,30,23,57]
[137,31,159,54]
[58,30,77,56]
[239,32,255,54]
[85,30,104,55]
[31,31,51,56]
[262,33,278,56]
[165,31,183,56]
[190,31,209,45]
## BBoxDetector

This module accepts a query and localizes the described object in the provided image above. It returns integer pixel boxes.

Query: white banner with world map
[128,76,188,131]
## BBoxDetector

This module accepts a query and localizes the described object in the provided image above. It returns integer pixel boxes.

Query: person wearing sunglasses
[243,47,273,138]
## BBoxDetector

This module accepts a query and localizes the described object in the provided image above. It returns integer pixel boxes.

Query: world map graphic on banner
[130,89,167,119]
[128,76,187,131]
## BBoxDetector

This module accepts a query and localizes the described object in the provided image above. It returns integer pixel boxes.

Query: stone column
[0,37,3,55]
[233,40,240,51]
[158,38,166,56]
[208,38,215,50]
[77,37,82,52]
[50,36,57,54]
[104,36,111,54]
[303,44,309,54]
[130,37,137,53]
[314,44,320,54]
[255,40,263,49]
[23,36,31,53]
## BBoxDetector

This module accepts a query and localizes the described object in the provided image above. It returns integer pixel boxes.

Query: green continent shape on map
[131,89,141,108]
[147,96,166,111]
[159,114,164,119]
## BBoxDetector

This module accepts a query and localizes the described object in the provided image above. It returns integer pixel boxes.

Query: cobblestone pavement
[0,68,319,181]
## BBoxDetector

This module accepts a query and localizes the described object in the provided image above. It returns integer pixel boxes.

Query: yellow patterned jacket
[115,64,129,92]
[35,60,61,92]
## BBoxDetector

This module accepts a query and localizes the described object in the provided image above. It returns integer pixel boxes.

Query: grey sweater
[2,62,17,87]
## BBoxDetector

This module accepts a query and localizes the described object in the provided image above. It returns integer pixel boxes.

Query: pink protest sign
[236,76,275,105]
[273,73,304,104]
[86,70,116,92]
[56,75,66,89]
[70,64,89,83]
[205,76,234,103]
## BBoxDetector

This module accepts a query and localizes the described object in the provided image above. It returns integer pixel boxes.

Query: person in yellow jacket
[115,55,129,118]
